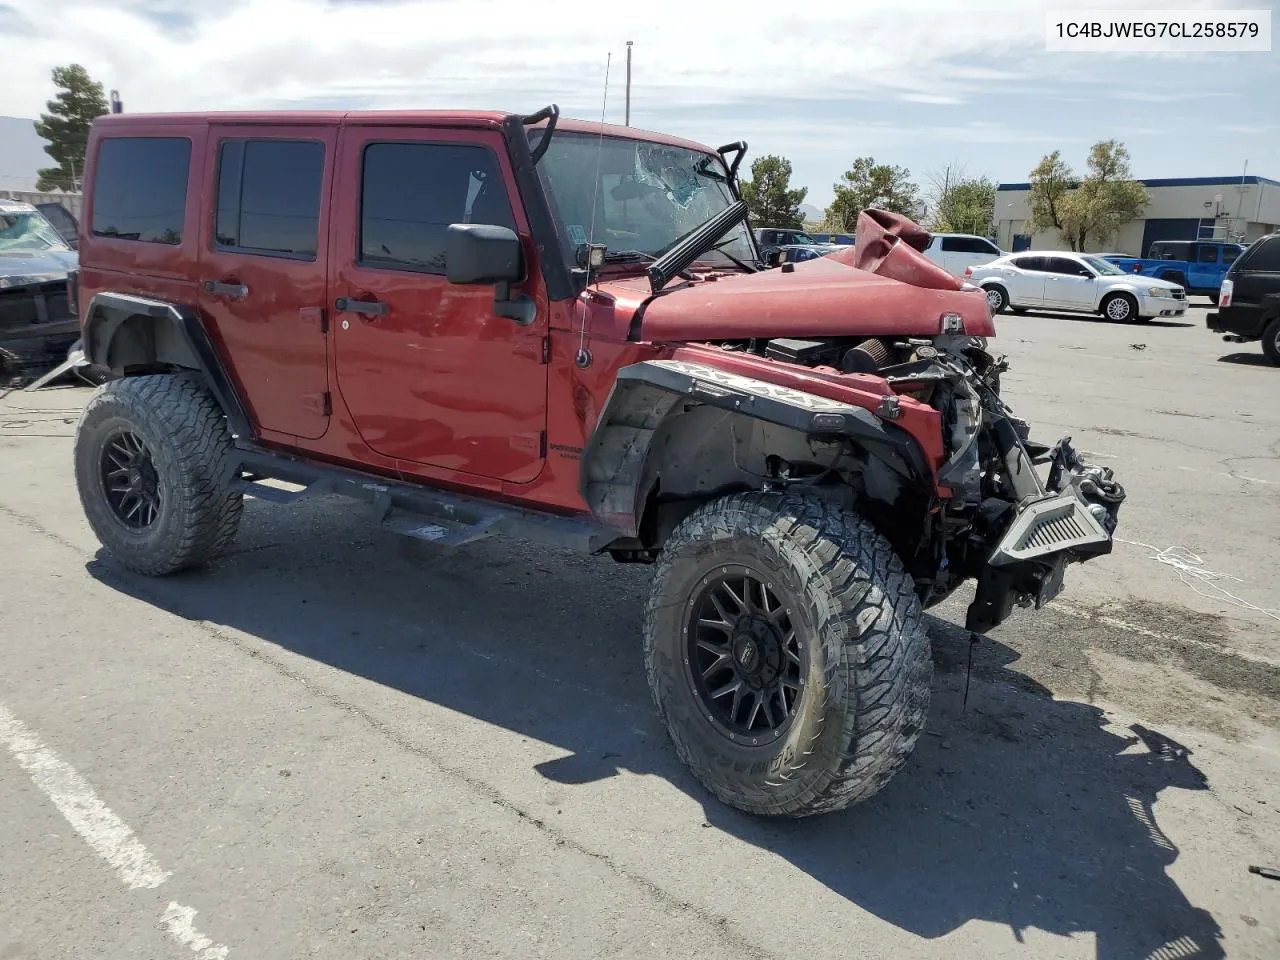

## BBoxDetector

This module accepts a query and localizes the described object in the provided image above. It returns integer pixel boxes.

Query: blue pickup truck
[1103,240,1247,304]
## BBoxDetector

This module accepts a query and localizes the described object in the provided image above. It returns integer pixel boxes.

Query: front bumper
[1138,293,1187,318]
[966,437,1125,633]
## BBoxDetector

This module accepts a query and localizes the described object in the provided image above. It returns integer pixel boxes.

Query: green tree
[1057,140,1148,251]
[927,164,997,236]
[34,64,109,191]
[1027,150,1076,236]
[739,155,808,229]
[825,157,922,231]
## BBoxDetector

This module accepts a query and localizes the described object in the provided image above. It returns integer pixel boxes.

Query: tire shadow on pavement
[84,501,1226,960]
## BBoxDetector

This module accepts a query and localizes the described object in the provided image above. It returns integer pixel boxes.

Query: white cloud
[4,0,1265,205]
[2,0,1247,118]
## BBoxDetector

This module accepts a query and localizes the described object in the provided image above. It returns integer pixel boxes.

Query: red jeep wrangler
[70,105,1124,817]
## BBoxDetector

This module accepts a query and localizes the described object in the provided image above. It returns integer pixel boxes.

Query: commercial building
[995,175,1280,256]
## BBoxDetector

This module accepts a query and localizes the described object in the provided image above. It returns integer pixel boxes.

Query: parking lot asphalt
[1,300,1278,959]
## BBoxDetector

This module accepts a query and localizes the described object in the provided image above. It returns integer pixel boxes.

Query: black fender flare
[578,358,935,541]
[82,292,253,441]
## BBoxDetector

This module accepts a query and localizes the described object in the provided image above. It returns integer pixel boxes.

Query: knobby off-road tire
[74,374,243,576]
[644,492,932,818]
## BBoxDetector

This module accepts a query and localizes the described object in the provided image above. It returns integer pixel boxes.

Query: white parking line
[0,702,230,958]
[161,903,230,960]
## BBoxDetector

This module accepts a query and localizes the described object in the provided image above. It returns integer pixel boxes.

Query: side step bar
[227,448,616,554]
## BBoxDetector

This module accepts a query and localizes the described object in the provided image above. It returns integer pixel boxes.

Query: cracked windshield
[536,132,753,267]
[0,209,70,253]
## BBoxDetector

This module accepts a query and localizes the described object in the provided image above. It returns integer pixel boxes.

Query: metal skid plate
[988,491,1112,567]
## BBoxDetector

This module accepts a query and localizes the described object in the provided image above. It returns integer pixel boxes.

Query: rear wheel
[74,374,243,575]
[1262,317,1280,366]
[1101,292,1139,323]
[983,284,1009,313]
[644,492,932,818]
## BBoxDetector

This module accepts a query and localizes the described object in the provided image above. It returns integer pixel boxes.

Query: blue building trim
[997,175,1279,191]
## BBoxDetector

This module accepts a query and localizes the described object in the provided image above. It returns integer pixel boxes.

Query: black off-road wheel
[74,374,243,576]
[644,492,932,818]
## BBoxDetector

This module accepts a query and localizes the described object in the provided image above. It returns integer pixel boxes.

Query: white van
[923,232,1005,278]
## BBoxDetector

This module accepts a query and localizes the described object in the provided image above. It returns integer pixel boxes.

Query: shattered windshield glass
[536,133,753,269]
[0,210,71,254]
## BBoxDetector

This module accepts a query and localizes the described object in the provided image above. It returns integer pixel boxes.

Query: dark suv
[1207,233,1280,364]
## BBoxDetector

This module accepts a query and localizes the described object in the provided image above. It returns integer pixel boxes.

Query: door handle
[334,296,387,319]
[203,280,249,298]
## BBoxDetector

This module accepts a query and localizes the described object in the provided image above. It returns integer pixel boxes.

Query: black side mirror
[446,223,523,285]
[445,224,534,325]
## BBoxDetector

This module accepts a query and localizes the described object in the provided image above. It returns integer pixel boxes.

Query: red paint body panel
[77,119,208,320]
[80,108,999,522]
[636,255,995,342]
[326,124,548,485]
[197,123,336,441]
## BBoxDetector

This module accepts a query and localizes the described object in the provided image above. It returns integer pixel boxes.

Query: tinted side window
[1013,256,1046,272]
[215,139,325,258]
[1150,242,1190,260]
[1240,237,1280,272]
[1223,247,1241,264]
[1046,256,1087,275]
[91,137,191,243]
[942,236,996,254]
[360,142,514,274]
[1197,246,1218,263]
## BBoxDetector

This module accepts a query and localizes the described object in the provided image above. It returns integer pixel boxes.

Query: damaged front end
[885,336,1125,632]
[0,200,80,380]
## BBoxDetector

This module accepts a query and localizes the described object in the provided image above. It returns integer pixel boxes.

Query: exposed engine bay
[709,331,1127,633]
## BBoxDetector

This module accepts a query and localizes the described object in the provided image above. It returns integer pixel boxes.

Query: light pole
[625,41,633,126]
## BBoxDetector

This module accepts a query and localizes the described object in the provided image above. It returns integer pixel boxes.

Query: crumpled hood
[0,248,78,289]
[604,210,996,342]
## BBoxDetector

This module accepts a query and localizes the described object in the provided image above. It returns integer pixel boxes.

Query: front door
[198,125,335,439]
[1042,257,1096,309]
[329,125,549,483]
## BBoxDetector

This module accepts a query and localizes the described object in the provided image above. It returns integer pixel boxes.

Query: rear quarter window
[91,137,192,244]
[1237,237,1280,273]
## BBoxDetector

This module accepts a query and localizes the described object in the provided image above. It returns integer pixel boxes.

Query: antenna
[575,52,612,369]
[625,41,633,126]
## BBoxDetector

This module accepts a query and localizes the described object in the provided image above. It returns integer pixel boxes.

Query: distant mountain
[799,203,824,222]
[0,117,52,192]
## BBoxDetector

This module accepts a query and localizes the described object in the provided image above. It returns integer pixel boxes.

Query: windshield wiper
[708,237,759,273]
[648,200,749,294]
[602,249,657,263]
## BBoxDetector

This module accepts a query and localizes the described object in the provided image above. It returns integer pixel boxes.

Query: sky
[1,0,1276,210]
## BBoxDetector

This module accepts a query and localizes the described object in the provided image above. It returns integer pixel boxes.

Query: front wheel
[74,374,244,575]
[1101,292,1140,323]
[644,492,933,818]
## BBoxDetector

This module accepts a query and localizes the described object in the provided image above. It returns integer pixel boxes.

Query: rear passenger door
[1005,256,1047,305]
[198,125,336,440]
[1189,244,1219,291]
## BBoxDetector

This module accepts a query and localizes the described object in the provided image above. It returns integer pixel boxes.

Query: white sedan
[965,251,1187,323]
